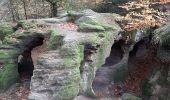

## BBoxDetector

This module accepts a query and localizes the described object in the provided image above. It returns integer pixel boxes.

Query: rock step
[36,50,64,69]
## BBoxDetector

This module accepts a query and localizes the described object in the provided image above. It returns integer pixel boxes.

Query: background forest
[0,0,164,22]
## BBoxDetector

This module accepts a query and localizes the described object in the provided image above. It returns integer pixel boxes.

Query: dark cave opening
[92,40,125,98]
[124,38,160,97]
[103,40,124,66]
[17,36,44,81]
[18,51,34,80]
[129,39,147,59]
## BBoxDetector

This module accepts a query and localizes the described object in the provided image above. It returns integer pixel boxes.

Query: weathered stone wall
[149,24,170,100]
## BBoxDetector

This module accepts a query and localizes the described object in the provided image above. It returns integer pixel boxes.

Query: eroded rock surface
[0,9,169,100]
[0,10,122,100]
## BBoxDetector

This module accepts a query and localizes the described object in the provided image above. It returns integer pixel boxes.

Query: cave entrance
[124,38,159,97]
[129,40,147,59]
[92,40,124,98]
[17,36,44,82]
[18,51,34,81]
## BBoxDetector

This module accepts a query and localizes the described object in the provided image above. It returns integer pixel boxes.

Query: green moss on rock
[0,50,17,59]
[57,84,79,100]
[58,44,84,99]
[76,14,119,32]
[101,23,120,30]
[67,10,84,21]
[0,23,14,40]
[62,44,84,69]
[0,64,18,91]
[2,36,14,45]
[18,20,37,30]
[96,32,112,68]
[49,30,64,50]
[78,23,105,32]
[66,68,81,84]
[0,49,18,91]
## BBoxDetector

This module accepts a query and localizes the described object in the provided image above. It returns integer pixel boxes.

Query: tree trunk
[22,0,28,20]
[8,0,16,22]
[35,0,38,19]
[51,3,58,17]
[42,0,46,17]
[16,1,20,20]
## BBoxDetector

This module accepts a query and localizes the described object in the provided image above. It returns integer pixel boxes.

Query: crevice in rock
[129,39,146,59]
[18,36,44,82]
[84,44,100,62]
[124,39,160,97]
[92,40,125,98]
[18,51,34,81]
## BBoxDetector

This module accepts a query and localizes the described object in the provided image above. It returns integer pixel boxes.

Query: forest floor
[116,1,168,31]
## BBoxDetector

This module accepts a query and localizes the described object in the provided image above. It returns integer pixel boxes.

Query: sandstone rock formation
[0,9,123,100]
[0,9,169,100]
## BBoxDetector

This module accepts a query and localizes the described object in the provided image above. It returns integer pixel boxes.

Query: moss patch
[49,30,64,50]
[57,84,79,100]
[58,43,84,99]
[18,20,37,30]
[0,50,17,59]
[0,23,14,40]
[76,15,119,32]
[62,44,84,69]
[2,36,14,45]
[78,23,105,32]
[66,68,81,84]
[0,64,19,91]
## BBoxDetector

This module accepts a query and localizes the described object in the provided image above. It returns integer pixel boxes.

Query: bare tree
[45,0,59,17]
[21,0,28,20]
[8,0,16,22]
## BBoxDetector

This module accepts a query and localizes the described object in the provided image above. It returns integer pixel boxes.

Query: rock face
[28,10,122,100]
[0,10,122,100]
[0,9,169,100]
[148,24,170,100]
